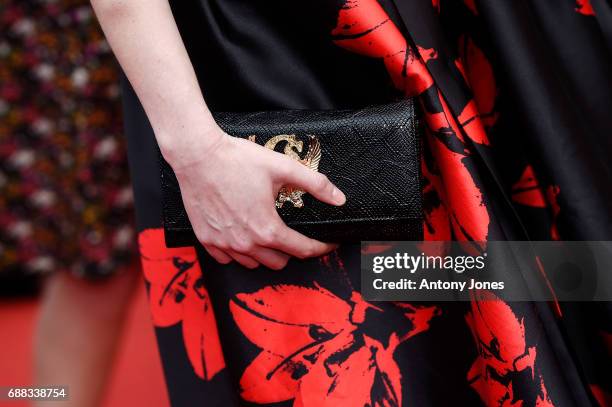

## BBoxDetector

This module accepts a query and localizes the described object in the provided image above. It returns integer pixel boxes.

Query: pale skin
[90,0,346,270]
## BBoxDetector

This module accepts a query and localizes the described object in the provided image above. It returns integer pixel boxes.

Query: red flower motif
[466,291,553,407]
[331,0,433,96]
[546,186,561,241]
[332,0,491,243]
[138,228,225,380]
[511,167,562,240]
[457,35,499,130]
[575,0,595,16]
[230,283,439,406]
[512,166,547,208]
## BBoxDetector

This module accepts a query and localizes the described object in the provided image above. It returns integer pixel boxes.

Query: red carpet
[0,282,169,407]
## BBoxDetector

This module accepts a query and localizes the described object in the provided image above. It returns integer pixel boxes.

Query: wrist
[159,127,225,172]
[155,110,225,170]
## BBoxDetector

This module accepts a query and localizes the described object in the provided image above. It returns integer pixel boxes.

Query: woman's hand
[166,127,346,270]
[91,0,341,269]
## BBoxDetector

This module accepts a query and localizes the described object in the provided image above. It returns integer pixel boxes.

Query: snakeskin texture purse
[161,99,422,247]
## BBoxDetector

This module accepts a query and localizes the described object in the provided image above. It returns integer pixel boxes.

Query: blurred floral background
[0,0,134,287]
[0,2,166,406]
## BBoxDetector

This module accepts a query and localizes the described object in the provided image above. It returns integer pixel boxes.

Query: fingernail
[333,187,346,205]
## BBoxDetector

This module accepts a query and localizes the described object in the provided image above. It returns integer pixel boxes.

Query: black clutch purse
[161,99,422,247]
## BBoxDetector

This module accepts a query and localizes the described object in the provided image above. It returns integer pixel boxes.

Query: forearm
[91,0,219,164]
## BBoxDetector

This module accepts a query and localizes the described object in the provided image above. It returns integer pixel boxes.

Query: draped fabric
[121,1,612,405]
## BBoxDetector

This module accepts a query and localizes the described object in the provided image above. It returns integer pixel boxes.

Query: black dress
[121,1,612,406]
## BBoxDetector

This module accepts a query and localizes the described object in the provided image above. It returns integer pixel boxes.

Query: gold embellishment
[248,134,321,208]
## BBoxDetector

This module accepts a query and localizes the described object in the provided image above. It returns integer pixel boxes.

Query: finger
[227,250,260,269]
[250,246,290,270]
[281,162,346,206]
[268,223,337,259]
[203,245,233,264]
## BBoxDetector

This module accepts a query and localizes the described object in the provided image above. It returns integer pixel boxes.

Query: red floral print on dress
[546,186,561,241]
[138,228,225,380]
[230,283,439,406]
[332,0,434,96]
[331,5,559,404]
[511,166,562,240]
[590,384,612,407]
[575,0,595,15]
[332,0,490,244]
[466,291,553,406]
[457,35,499,129]
[431,0,440,13]
[512,166,547,208]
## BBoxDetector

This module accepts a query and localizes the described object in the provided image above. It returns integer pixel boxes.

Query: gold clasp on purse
[248,134,321,208]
